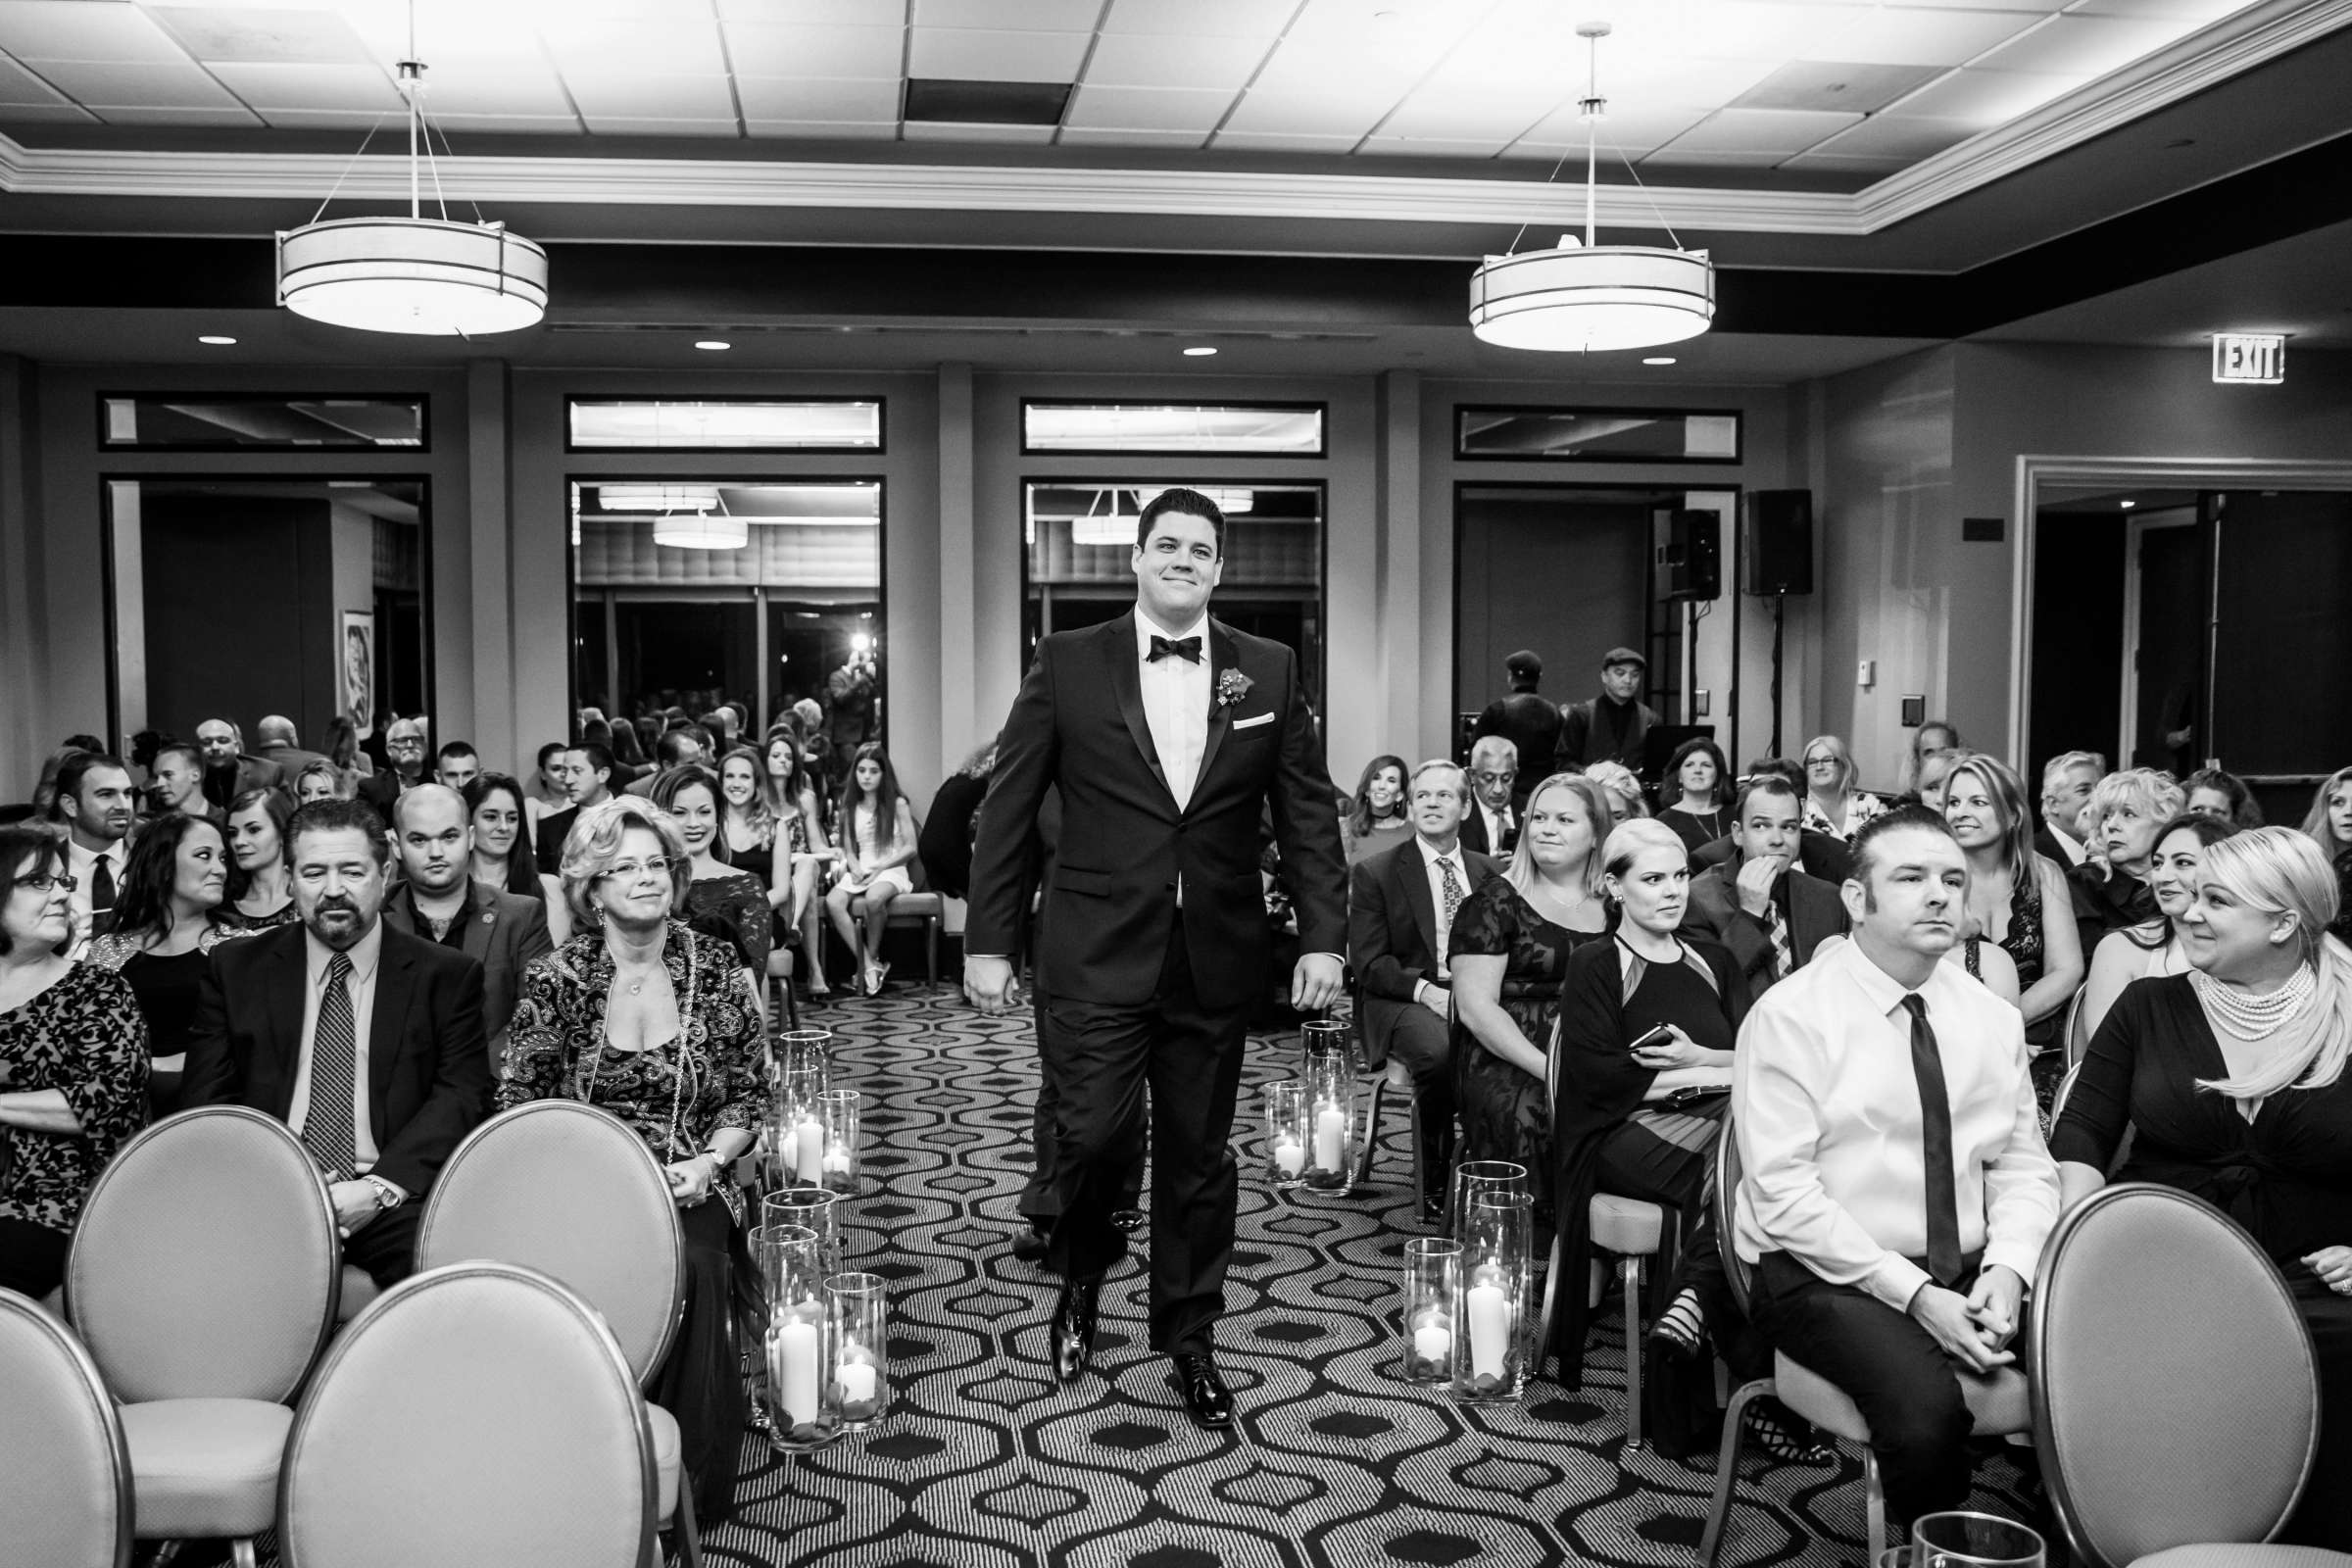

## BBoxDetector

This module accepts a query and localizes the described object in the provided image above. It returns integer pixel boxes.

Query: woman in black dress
[1656,737,1732,856]
[1944,753,2083,1102]
[654,765,771,977]
[85,812,247,1117]
[219,787,298,931]
[2053,827,2352,1549]
[1449,772,1614,1213]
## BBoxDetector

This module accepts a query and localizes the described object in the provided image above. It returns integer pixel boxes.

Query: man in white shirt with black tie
[1460,736,1519,858]
[1734,805,2058,1528]
[54,753,136,941]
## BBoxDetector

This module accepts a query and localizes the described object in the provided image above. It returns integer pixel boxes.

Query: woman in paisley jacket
[500,797,772,1525]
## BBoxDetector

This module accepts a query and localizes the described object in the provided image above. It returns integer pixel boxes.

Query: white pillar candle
[1274,1137,1305,1176]
[794,1117,824,1184]
[1413,1322,1452,1365]
[823,1140,852,1176]
[1466,1284,1509,1380]
[1314,1103,1346,1172]
[836,1359,878,1406]
[775,1318,819,1427]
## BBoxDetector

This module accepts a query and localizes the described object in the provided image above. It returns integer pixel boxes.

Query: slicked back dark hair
[1733,772,1803,821]
[1847,803,1960,884]
[1135,486,1226,555]
[51,753,132,822]
[286,797,390,867]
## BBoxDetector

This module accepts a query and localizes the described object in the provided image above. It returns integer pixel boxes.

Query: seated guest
[1449,772,1612,1212]
[1350,760,1496,1220]
[1555,646,1657,773]
[463,772,568,942]
[1915,751,1957,815]
[2301,766,2352,946]
[2070,767,2185,956]
[655,765,770,977]
[432,742,480,793]
[757,729,835,1000]
[1657,736,1733,856]
[1799,734,1886,843]
[358,716,430,817]
[1941,754,2083,1102]
[1895,719,1961,802]
[220,787,298,931]
[2076,812,2236,1044]
[1683,773,1845,995]
[1692,760,1856,889]
[1736,807,2059,1531]
[0,824,148,1298]
[918,737,997,904]
[1584,760,1646,827]
[252,714,328,779]
[608,717,652,782]
[149,742,213,822]
[382,785,553,1066]
[85,813,244,1115]
[1459,737,1520,857]
[292,758,349,805]
[2034,751,2104,869]
[2184,765,2262,828]
[51,752,135,939]
[194,718,285,811]
[823,743,918,998]
[502,798,770,1525]
[2053,826,2352,1548]
[1552,817,1751,1453]
[626,726,709,799]
[28,746,92,822]
[524,741,570,819]
[183,798,491,1288]
[534,744,615,875]
[1341,754,1413,867]
[319,715,368,787]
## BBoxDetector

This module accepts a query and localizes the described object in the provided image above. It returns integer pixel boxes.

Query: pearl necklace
[2189,963,2316,1040]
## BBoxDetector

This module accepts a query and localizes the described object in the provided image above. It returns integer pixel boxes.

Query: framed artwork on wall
[341,609,375,740]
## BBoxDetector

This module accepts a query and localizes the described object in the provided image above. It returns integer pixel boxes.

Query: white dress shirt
[1476,800,1514,852]
[286,920,386,1171]
[1413,835,1470,1002]
[1733,937,2058,1311]
[66,835,130,926]
[1136,609,1212,811]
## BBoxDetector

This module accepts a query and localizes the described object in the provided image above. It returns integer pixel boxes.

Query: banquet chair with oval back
[0,1285,134,1568]
[412,1099,699,1567]
[65,1104,342,1568]
[1697,1102,2032,1568]
[2030,1184,2350,1568]
[277,1260,657,1568]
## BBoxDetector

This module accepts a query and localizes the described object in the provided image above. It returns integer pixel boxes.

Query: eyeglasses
[1472,770,1517,787]
[15,871,78,893]
[1804,756,1838,768]
[600,858,673,882]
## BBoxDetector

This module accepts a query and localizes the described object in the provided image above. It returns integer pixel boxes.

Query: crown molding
[0,0,2338,246]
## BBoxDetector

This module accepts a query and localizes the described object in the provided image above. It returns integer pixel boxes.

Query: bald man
[195,717,285,808]
[253,714,330,780]
[379,784,551,1066]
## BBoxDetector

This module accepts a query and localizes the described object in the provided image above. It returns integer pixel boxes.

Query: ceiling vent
[903,78,1072,126]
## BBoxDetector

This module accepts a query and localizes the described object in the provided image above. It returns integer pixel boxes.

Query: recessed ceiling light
[2120,499,2136,509]
[1642,356,1677,366]
[694,340,731,351]
[198,334,237,345]
[1182,345,1218,357]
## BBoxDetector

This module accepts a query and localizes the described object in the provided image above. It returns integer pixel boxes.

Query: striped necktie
[1436,857,1466,978]
[1765,899,1794,981]
[304,953,360,1179]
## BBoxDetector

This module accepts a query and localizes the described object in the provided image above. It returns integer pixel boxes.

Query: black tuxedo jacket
[1680,858,1846,994]
[378,878,553,1063]
[967,612,1347,1010]
[181,921,493,1196]
[1348,839,1496,1066]
[1459,804,1516,858]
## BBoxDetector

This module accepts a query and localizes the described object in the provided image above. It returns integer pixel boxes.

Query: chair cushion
[648,1402,680,1520]
[335,1266,378,1325]
[1774,1352,2030,1442]
[121,1397,291,1538]
[1590,1194,1664,1255]
[2132,1549,2352,1568]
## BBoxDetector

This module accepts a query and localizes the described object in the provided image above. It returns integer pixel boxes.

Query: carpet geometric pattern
[701,986,2044,1568]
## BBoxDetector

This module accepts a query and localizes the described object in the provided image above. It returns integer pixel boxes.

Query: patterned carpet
[700,985,2045,1568]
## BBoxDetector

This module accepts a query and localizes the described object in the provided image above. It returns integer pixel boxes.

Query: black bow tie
[1149,634,1202,663]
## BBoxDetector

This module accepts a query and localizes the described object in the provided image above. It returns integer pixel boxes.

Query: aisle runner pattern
[707,992,2039,1568]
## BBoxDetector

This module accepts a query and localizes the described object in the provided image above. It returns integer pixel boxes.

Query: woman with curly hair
[1341,754,1412,866]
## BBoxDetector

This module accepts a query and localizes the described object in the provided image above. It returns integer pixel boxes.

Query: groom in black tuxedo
[965,488,1348,1430]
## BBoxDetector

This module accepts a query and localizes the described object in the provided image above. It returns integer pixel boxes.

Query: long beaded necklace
[2189,962,2316,1040]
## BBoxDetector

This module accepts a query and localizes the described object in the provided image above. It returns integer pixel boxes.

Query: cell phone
[1628,1024,1674,1055]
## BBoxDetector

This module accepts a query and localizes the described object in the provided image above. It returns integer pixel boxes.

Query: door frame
[2118,507,2199,771]
[2007,456,2352,765]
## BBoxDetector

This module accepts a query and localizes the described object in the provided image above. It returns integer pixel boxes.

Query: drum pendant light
[1468,24,1714,354]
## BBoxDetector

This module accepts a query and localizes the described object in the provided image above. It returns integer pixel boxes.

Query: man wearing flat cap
[1554,646,1659,774]
[1470,651,1560,810]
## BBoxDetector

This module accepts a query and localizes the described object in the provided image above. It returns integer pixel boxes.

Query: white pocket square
[1232,712,1274,731]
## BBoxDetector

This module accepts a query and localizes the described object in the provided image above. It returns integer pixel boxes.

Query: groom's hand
[964,956,1016,1015]
[1291,953,1345,1012]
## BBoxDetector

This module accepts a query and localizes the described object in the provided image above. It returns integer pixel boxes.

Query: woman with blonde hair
[2069,767,2186,955]
[1941,752,2083,1089]
[1798,733,1885,842]
[1583,760,1647,826]
[2302,765,2352,945]
[2053,825,2352,1547]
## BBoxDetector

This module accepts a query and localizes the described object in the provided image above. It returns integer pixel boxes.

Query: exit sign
[2212,333,2285,384]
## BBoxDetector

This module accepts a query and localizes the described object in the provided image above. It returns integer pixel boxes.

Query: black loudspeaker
[1662,509,1720,601]
[1742,489,1814,596]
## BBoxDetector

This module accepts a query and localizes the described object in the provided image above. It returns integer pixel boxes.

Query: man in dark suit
[964,488,1348,1431]
[379,784,552,1067]
[252,714,330,781]
[1692,758,1855,887]
[1469,652,1559,808]
[1349,760,1495,1220]
[183,797,492,1288]
[1458,736,1520,858]
[533,742,615,875]
[195,718,286,809]
[1683,774,1845,995]
[357,715,430,820]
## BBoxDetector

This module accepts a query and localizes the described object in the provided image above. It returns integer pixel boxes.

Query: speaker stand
[1768,593,1786,760]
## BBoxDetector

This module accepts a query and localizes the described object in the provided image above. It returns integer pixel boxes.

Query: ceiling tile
[563,74,738,119]
[0,2,190,64]
[1373,90,1562,141]
[1357,134,1511,158]
[1607,1,1850,62]
[255,108,410,128]
[1058,125,1210,147]
[1102,0,1292,36]
[1968,12,2196,76]
[2066,0,2250,20]
[1732,61,1943,115]
[721,23,906,77]
[29,59,244,109]
[1064,84,1234,132]
[1779,150,1909,172]
[1209,128,1364,153]
[734,75,901,120]
[1802,112,1981,158]
[907,26,1091,81]
[715,0,910,21]
[1889,64,2082,123]
[0,56,72,105]
[0,101,98,123]
[1082,30,1272,89]
[913,0,1102,26]
[744,118,900,137]
[580,116,743,136]
[1639,146,1788,166]
[1515,103,1714,151]
[1794,7,2042,68]
[540,19,729,76]
[90,104,261,126]
[1656,106,1862,154]
[431,113,589,134]
[412,70,577,118]
[147,6,377,65]
[1221,86,1399,137]
[207,62,404,111]
[901,119,1054,141]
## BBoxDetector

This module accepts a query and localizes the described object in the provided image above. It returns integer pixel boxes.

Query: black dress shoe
[1010,1226,1049,1263]
[1169,1352,1235,1431]
[1110,1208,1146,1233]
[1051,1278,1101,1384]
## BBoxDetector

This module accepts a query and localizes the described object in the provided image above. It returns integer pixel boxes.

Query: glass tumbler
[1912,1513,2045,1568]
[1263,1078,1309,1190]
[760,1225,837,1452]
[824,1272,889,1431]
[817,1089,860,1196]
[1401,1236,1460,1385]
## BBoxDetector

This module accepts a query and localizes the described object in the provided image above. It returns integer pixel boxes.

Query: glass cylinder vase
[1451,1189,1533,1403]
[773,1062,830,1191]
[759,1224,838,1451]
[1262,1078,1309,1191]
[763,1187,845,1274]
[1448,1159,1528,1244]
[1401,1236,1460,1385]
[824,1272,888,1431]
[817,1089,859,1196]
[1300,1023,1356,1193]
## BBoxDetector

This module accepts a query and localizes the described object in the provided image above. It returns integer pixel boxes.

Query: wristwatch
[361,1174,406,1210]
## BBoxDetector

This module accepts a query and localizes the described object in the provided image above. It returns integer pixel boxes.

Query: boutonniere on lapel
[1215,668,1253,710]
